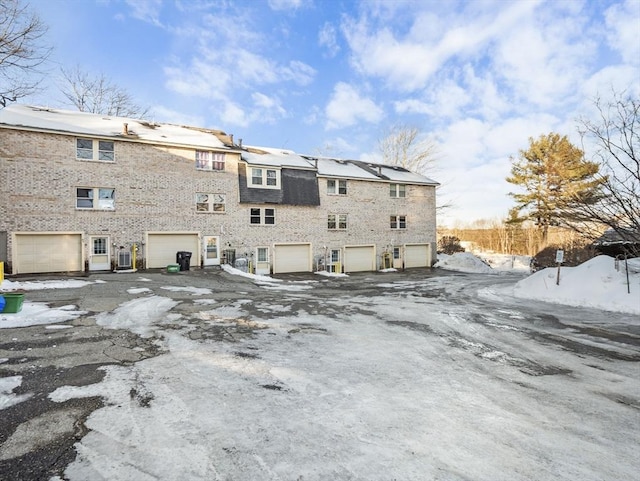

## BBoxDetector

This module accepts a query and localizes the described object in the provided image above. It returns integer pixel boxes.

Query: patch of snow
[0,279,96,291]
[0,376,33,410]
[0,303,86,329]
[127,287,152,294]
[95,296,180,338]
[160,286,212,296]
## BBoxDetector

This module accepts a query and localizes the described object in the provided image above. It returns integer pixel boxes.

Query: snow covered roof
[242,146,315,169]
[0,104,232,150]
[242,150,439,185]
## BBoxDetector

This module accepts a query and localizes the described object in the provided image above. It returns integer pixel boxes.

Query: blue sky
[24,0,640,227]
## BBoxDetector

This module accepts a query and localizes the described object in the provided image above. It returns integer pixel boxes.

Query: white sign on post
[555,249,564,286]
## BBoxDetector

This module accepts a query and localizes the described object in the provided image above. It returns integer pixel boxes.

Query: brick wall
[0,128,437,271]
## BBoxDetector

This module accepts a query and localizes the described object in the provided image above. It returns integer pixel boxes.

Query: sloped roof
[243,150,439,186]
[242,146,314,169]
[0,104,232,150]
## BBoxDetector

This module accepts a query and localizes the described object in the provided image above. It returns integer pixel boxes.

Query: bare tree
[378,123,438,175]
[574,92,640,247]
[378,123,451,213]
[0,0,51,106]
[59,66,149,118]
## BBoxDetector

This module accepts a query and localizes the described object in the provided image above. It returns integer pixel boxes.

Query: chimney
[123,123,129,135]
[230,134,234,145]
[378,165,382,175]
[239,138,243,148]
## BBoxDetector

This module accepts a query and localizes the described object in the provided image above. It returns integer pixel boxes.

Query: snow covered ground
[0,253,639,480]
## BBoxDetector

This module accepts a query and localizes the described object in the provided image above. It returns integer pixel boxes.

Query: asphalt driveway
[1,267,638,480]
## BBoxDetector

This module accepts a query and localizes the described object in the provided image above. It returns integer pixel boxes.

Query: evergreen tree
[507,133,603,247]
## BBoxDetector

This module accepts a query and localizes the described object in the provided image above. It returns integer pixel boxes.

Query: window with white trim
[250,208,275,225]
[390,183,406,198]
[196,151,225,171]
[76,139,114,161]
[76,187,115,210]
[390,215,407,229]
[327,179,347,195]
[249,167,280,189]
[196,193,225,213]
[257,247,269,262]
[328,214,347,230]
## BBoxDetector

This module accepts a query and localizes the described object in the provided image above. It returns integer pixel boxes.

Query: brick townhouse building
[0,104,439,275]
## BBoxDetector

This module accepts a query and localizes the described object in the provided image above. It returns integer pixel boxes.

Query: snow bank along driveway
[1,268,638,481]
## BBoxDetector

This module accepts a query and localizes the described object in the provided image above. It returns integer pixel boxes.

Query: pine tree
[507,133,603,247]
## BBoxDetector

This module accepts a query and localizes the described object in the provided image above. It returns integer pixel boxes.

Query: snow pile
[513,255,639,314]
[480,253,531,272]
[435,252,494,273]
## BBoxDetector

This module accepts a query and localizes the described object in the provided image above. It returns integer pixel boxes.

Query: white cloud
[124,0,163,26]
[268,0,305,11]
[605,0,640,65]
[325,83,384,130]
[319,22,340,58]
[149,105,204,127]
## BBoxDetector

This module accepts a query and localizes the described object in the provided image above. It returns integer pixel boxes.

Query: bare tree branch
[0,0,51,106]
[59,65,150,118]
[573,92,640,249]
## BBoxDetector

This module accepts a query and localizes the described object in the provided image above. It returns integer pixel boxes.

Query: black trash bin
[176,251,192,271]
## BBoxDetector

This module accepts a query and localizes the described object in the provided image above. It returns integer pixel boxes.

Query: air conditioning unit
[118,250,132,268]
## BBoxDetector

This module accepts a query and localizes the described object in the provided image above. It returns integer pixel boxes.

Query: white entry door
[89,236,110,271]
[203,236,220,266]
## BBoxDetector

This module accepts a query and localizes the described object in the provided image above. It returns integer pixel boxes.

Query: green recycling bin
[2,293,24,313]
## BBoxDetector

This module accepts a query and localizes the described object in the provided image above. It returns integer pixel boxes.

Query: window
[393,247,401,259]
[257,247,269,262]
[196,151,225,171]
[328,214,347,230]
[249,167,280,188]
[390,215,407,229]
[76,139,114,161]
[196,193,225,213]
[327,179,347,195]
[250,208,275,225]
[390,184,406,198]
[76,188,115,210]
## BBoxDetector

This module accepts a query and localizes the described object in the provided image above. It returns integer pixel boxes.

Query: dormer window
[249,167,280,189]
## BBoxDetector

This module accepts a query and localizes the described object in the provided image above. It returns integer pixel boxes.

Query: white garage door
[273,243,311,274]
[14,233,83,274]
[344,245,376,272]
[405,244,431,268]
[146,233,199,268]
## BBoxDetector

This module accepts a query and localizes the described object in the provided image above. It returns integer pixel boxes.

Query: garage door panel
[405,244,430,268]
[147,234,199,268]
[273,244,311,274]
[15,234,83,274]
[344,246,376,272]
